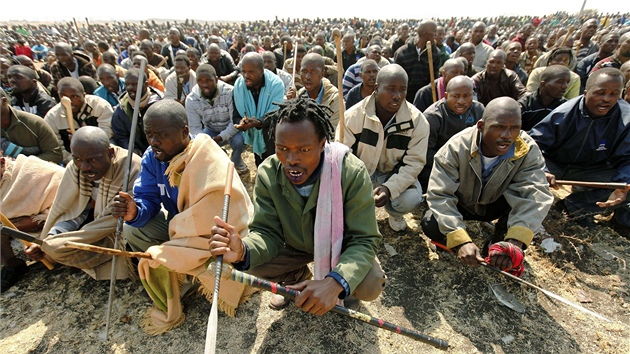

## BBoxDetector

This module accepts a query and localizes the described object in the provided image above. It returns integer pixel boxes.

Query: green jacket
[1,106,63,164]
[244,150,381,293]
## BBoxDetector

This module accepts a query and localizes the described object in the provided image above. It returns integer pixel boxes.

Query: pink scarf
[313,142,349,281]
[437,77,446,100]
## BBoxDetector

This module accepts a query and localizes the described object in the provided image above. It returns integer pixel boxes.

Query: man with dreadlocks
[211,97,386,313]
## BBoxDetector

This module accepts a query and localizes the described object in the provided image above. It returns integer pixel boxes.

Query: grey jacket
[185,80,239,142]
[427,127,553,249]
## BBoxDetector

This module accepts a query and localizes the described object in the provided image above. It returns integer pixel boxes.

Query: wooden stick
[291,47,297,89]
[210,264,449,350]
[332,28,345,142]
[560,26,575,47]
[0,212,54,270]
[282,41,287,67]
[556,180,628,190]
[73,18,84,48]
[64,241,152,259]
[155,56,168,68]
[204,162,235,354]
[60,97,75,134]
[427,41,437,103]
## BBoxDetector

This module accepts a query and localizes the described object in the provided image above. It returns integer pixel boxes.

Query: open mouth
[286,169,304,183]
[497,142,511,151]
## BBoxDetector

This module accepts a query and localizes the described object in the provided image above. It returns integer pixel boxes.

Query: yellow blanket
[138,134,254,335]
[40,146,141,272]
[0,155,64,222]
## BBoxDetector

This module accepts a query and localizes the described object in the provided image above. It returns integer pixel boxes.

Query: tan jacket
[297,78,341,129]
[427,127,553,249]
[337,94,429,200]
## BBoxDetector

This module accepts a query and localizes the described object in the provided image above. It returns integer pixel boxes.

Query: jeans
[371,171,424,218]
[202,128,245,167]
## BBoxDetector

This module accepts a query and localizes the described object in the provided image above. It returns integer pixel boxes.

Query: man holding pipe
[530,68,630,230]
[421,97,553,275]
[211,97,385,313]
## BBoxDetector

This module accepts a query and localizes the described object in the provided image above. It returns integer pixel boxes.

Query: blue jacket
[93,78,125,107]
[127,147,179,228]
[529,96,630,183]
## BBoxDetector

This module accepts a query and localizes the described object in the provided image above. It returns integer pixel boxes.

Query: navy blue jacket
[529,96,630,183]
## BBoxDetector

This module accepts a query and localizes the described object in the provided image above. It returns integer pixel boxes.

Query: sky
[1,1,628,23]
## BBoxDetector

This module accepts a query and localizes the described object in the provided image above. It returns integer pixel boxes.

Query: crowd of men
[1,11,629,336]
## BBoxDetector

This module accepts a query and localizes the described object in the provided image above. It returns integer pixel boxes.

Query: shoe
[343,296,361,311]
[1,260,28,293]
[236,163,249,175]
[269,293,291,310]
[388,215,407,232]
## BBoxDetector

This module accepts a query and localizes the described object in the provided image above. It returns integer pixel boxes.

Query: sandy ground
[1,147,629,354]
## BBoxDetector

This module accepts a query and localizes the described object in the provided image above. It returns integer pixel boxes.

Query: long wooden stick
[332,28,345,142]
[60,97,75,134]
[210,264,449,350]
[204,162,235,354]
[0,212,54,270]
[64,241,152,259]
[103,59,146,340]
[560,26,575,47]
[73,18,84,48]
[427,41,437,103]
[556,180,628,190]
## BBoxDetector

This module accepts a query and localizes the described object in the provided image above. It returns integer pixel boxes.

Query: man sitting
[0,154,64,292]
[164,54,196,105]
[262,51,292,94]
[112,100,253,333]
[530,68,630,230]
[25,126,141,279]
[44,78,114,162]
[210,97,385,312]
[413,59,466,113]
[337,64,428,232]
[112,68,163,155]
[202,43,239,85]
[1,88,62,164]
[421,97,553,275]
[472,49,526,106]
[7,65,56,118]
[518,65,569,131]
[49,42,97,89]
[345,59,379,110]
[288,53,341,129]
[418,76,484,191]
[185,64,247,173]
[94,64,126,107]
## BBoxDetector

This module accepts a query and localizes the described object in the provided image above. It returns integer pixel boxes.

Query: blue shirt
[127,147,179,227]
[93,78,125,107]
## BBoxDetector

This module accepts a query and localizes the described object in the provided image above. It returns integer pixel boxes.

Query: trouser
[421,196,510,246]
[247,247,387,301]
[546,160,630,227]
[202,128,245,168]
[371,171,424,218]
[0,234,18,267]
[124,211,171,252]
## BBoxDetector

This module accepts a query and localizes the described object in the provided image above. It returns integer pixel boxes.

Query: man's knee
[352,257,386,301]
[230,133,245,151]
[420,210,446,244]
[390,182,424,214]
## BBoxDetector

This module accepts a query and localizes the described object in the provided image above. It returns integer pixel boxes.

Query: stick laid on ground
[209,263,449,350]
[555,180,628,190]
[480,262,611,322]
[332,28,346,142]
[427,41,437,103]
[204,162,235,354]
[103,59,147,341]
[64,241,152,259]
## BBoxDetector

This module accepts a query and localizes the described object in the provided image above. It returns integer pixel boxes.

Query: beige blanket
[40,146,141,273]
[138,134,254,334]
[0,155,64,222]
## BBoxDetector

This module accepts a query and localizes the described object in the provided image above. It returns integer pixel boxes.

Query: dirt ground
[1,147,629,354]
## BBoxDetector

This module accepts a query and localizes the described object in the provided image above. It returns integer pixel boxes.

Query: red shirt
[15,44,33,59]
